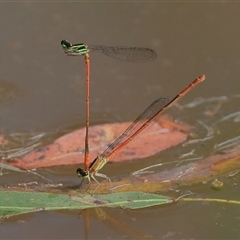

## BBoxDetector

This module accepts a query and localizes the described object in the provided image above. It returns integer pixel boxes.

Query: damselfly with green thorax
[61,40,157,61]
[61,40,157,173]
[76,75,205,186]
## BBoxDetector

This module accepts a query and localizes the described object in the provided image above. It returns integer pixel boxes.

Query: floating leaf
[0,191,173,219]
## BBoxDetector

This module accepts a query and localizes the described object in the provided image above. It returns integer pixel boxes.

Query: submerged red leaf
[7,116,191,169]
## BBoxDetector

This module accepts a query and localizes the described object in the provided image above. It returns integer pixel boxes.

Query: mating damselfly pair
[61,40,205,186]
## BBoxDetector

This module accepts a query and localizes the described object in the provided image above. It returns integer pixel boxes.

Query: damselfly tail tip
[199,74,206,81]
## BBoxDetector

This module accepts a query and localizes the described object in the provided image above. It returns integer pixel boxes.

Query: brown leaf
[7,116,191,170]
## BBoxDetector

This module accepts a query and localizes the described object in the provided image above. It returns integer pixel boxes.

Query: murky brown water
[1,2,240,239]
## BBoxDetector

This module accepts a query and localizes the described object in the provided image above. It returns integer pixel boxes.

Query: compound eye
[76,168,88,178]
[61,40,72,48]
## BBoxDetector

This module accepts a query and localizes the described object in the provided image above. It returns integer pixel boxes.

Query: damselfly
[61,40,157,171]
[76,75,206,185]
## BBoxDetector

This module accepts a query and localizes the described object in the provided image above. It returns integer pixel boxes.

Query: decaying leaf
[6,116,191,169]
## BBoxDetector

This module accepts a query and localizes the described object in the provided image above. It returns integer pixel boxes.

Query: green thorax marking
[61,40,89,55]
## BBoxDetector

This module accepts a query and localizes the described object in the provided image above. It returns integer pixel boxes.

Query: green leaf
[0,191,173,219]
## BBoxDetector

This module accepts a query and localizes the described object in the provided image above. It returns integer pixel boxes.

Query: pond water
[0,2,240,239]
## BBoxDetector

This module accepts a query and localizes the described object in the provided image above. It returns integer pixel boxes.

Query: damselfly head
[61,40,89,56]
[76,168,88,178]
[61,40,72,49]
